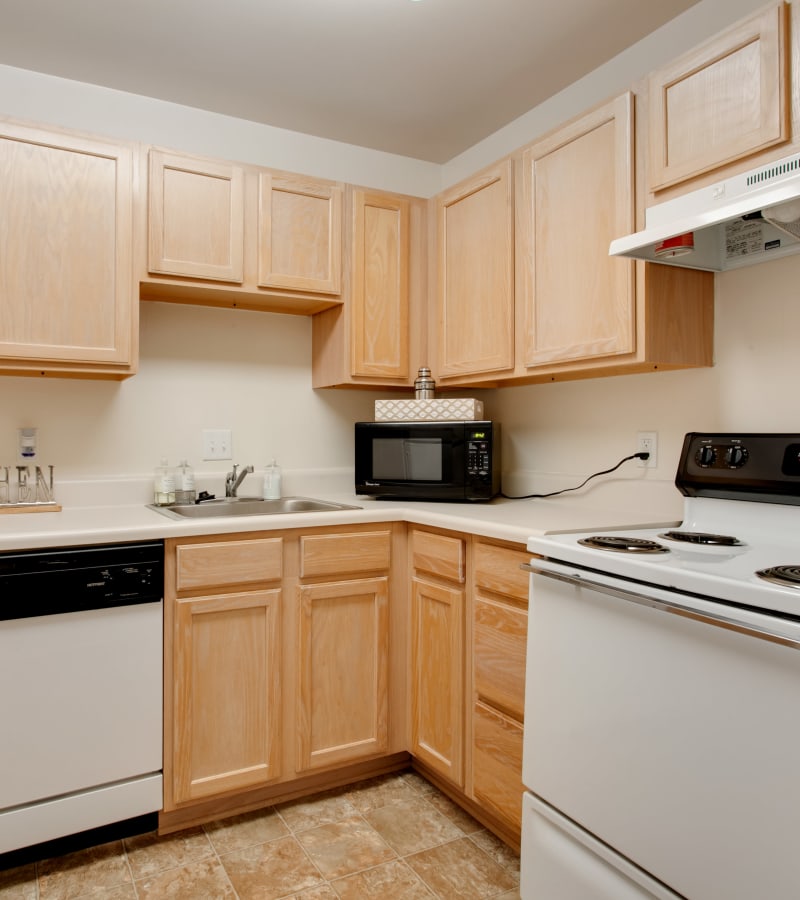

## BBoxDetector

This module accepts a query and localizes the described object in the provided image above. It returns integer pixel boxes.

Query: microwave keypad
[467,441,490,476]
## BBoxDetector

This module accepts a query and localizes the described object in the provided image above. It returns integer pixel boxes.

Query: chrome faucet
[225,464,254,497]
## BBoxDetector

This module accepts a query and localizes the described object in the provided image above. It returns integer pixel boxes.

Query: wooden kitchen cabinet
[296,529,392,771]
[469,538,529,834]
[165,535,284,808]
[142,147,344,314]
[0,119,136,378]
[410,528,466,786]
[648,2,790,195]
[433,160,515,381]
[311,186,427,388]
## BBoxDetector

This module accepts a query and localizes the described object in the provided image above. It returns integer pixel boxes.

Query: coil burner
[578,536,669,554]
[756,565,800,588]
[659,530,742,546]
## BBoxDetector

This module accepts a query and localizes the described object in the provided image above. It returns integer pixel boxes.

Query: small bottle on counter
[153,458,176,506]
[414,367,435,399]
[263,459,282,500]
[175,459,196,504]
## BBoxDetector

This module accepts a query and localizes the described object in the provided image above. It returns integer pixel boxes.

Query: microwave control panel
[467,440,491,478]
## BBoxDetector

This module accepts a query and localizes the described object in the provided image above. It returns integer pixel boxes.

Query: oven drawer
[524,562,800,900]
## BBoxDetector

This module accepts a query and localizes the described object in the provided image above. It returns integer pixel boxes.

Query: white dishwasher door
[523,562,800,900]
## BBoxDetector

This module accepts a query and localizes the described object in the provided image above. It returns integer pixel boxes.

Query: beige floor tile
[37,841,132,900]
[205,806,289,854]
[135,857,236,899]
[296,815,396,880]
[221,834,323,900]
[289,886,339,899]
[492,891,521,899]
[0,863,37,900]
[332,858,433,899]
[398,770,438,796]
[468,832,520,880]
[424,792,484,835]
[364,797,464,855]
[277,790,359,833]
[406,837,518,899]
[124,827,214,880]
[344,773,420,813]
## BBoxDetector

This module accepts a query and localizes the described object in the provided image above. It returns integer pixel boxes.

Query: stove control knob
[696,445,717,467]
[724,445,748,468]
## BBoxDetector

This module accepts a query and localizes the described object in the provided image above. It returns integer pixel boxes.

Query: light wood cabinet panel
[648,2,790,192]
[411,530,465,584]
[474,542,530,602]
[411,575,464,785]
[472,701,524,831]
[299,530,391,579]
[175,537,283,592]
[520,93,635,368]
[435,160,515,379]
[474,597,527,721]
[311,187,426,389]
[148,149,245,282]
[258,172,342,294]
[296,577,389,771]
[0,120,135,377]
[173,589,281,803]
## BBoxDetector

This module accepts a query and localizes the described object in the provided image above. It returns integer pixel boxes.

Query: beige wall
[0,0,797,495]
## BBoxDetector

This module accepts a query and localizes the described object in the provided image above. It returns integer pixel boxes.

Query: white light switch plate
[203,429,232,460]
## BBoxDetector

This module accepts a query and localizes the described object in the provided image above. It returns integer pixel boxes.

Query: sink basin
[148,495,361,520]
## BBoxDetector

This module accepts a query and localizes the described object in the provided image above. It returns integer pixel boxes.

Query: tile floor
[0,770,520,899]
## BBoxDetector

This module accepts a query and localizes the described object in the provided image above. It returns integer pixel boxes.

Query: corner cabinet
[311,186,427,388]
[410,529,466,786]
[0,120,136,378]
[648,1,790,194]
[434,160,515,381]
[142,147,344,315]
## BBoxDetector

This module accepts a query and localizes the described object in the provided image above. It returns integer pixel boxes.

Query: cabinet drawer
[175,538,283,591]
[300,530,391,578]
[472,701,524,830]
[474,541,529,602]
[474,596,527,720]
[411,530,465,583]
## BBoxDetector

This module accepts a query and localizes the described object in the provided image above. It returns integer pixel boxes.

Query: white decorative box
[374,398,484,421]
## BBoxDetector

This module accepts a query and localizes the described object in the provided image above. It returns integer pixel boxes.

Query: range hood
[610,152,800,272]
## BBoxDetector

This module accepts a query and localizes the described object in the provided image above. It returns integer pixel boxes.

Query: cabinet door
[472,701,524,830]
[474,596,528,721]
[436,160,514,378]
[296,577,389,771]
[148,149,245,282]
[411,576,464,785]
[172,589,281,803]
[0,122,134,373]
[351,190,410,378]
[258,172,343,294]
[520,92,635,368]
[648,2,789,192]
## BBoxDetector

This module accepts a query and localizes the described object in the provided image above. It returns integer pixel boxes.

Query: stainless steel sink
[148,495,361,520]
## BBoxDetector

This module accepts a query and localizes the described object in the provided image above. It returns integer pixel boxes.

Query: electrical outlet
[637,431,658,468]
[202,429,232,461]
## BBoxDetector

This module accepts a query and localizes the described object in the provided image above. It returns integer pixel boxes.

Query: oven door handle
[522,562,800,651]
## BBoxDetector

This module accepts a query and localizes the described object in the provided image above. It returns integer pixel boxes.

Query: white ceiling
[0,0,700,163]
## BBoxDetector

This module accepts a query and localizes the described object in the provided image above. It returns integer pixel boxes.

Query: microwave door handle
[522,563,800,651]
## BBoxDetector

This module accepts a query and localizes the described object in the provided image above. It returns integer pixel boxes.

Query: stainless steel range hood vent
[609,152,800,272]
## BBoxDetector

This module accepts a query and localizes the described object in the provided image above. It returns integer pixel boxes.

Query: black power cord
[501,451,651,500]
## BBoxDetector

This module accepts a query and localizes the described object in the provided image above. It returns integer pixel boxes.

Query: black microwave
[355,421,500,502]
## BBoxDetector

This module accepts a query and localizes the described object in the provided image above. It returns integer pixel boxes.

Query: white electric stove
[521,433,800,900]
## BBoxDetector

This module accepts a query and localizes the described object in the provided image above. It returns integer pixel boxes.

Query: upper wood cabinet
[648,2,790,194]
[311,186,427,388]
[519,92,635,368]
[0,119,136,378]
[142,148,343,315]
[434,160,515,380]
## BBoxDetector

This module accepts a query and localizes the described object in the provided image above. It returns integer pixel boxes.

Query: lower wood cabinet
[410,529,466,786]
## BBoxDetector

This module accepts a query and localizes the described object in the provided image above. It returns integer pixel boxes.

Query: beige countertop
[0,482,682,552]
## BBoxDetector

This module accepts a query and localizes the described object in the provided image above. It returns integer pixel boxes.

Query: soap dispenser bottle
[263,459,282,500]
[154,458,176,506]
[175,459,196,504]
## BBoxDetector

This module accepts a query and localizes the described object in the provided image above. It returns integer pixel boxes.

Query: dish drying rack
[0,465,61,513]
